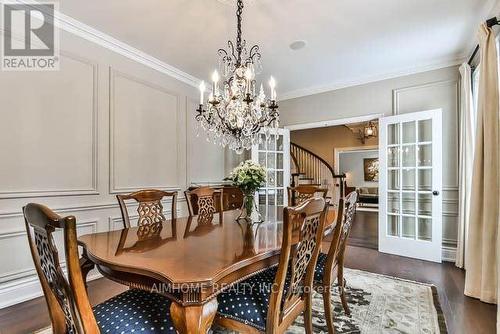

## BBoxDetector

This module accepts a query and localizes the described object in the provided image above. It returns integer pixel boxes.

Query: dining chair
[287,185,328,206]
[220,186,244,211]
[116,189,177,228]
[314,190,358,334]
[115,219,178,256]
[184,186,223,223]
[215,197,327,333]
[23,203,176,334]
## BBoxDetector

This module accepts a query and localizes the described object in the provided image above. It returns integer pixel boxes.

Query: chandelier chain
[236,0,244,66]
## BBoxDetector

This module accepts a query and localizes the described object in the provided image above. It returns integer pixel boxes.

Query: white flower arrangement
[226,160,266,195]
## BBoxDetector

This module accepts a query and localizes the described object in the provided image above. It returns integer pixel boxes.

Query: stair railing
[290,142,346,204]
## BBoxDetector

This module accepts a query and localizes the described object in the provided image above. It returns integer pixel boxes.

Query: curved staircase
[290,142,346,206]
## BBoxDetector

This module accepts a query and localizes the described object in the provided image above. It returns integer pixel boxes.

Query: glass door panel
[379,109,442,262]
[252,129,290,209]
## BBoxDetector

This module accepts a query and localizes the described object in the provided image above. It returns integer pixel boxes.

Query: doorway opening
[286,113,382,250]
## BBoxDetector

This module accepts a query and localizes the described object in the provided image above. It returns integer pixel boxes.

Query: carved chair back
[184,187,223,223]
[267,197,327,331]
[287,185,328,206]
[321,191,358,285]
[115,219,178,256]
[116,189,177,229]
[24,203,99,334]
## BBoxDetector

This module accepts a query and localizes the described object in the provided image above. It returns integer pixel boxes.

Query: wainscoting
[0,26,225,308]
[393,79,460,253]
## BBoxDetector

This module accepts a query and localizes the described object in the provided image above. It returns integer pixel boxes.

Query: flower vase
[238,192,262,223]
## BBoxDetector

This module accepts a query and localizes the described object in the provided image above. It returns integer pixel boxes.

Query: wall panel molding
[109,68,182,194]
[0,220,98,284]
[392,79,460,247]
[392,80,458,115]
[0,198,186,219]
[0,52,99,199]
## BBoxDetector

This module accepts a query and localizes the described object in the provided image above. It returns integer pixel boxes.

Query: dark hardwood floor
[348,208,378,249]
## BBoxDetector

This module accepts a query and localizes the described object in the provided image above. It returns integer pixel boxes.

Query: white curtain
[464,23,499,304]
[456,63,475,268]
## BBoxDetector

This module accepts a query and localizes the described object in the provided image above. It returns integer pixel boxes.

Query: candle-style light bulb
[244,67,253,80]
[199,81,206,105]
[269,76,276,100]
[212,70,219,83]
[212,70,219,96]
[244,67,253,94]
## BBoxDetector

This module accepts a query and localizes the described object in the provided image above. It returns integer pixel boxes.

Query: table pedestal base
[170,298,218,334]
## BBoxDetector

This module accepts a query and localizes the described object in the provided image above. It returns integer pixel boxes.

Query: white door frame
[284,113,384,131]
[378,108,443,262]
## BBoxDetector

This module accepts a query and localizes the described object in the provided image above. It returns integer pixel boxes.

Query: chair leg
[304,293,314,334]
[337,266,350,315]
[79,252,94,290]
[322,287,335,334]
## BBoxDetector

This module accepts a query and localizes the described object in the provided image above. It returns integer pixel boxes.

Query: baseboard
[442,246,457,263]
[0,270,102,309]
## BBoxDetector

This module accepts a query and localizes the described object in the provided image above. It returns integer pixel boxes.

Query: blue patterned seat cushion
[314,252,328,283]
[93,288,175,334]
[217,266,283,331]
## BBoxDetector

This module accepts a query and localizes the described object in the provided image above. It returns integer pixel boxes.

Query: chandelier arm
[214,105,241,133]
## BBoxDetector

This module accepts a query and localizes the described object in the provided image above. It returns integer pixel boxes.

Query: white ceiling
[59,0,496,100]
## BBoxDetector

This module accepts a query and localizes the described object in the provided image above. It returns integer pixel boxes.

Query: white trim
[442,246,457,262]
[0,52,99,199]
[279,57,465,101]
[284,113,384,131]
[0,270,102,309]
[12,0,201,89]
[378,109,443,263]
[0,198,186,219]
[108,68,183,194]
[392,80,459,116]
[6,0,471,102]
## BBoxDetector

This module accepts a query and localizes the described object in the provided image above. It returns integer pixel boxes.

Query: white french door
[251,129,291,215]
[379,109,442,262]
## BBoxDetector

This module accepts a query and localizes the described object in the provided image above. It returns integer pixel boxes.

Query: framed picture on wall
[363,158,379,182]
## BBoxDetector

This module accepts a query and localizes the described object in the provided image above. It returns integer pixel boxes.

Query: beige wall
[0,29,225,307]
[290,125,378,168]
[281,65,460,260]
[338,150,379,188]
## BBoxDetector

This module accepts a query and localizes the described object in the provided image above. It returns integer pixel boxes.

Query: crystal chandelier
[196,0,279,154]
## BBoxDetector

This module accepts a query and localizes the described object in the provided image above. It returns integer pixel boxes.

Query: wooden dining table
[78,206,336,334]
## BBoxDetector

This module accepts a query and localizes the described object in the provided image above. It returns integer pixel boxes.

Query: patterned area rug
[34,268,446,334]
[214,268,447,334]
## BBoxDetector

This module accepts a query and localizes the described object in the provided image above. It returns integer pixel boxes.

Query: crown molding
[14,0,201,89]
[11,0,473,101]
[278,56,466,101]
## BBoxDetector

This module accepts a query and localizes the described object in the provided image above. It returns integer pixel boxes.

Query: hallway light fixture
[354,121,378,144]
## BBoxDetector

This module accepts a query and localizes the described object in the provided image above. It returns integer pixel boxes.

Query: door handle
[432,190,440,196]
